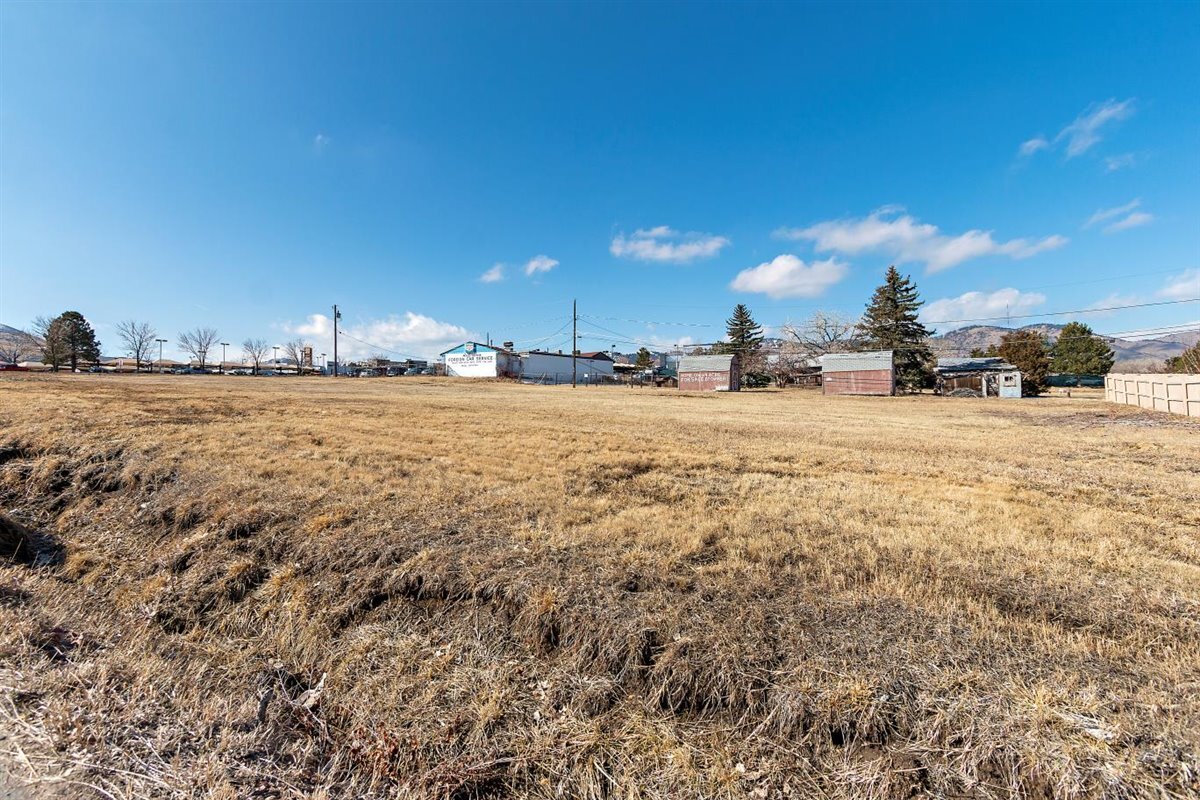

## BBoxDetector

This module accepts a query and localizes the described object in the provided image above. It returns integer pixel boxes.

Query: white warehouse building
[440,342,614,384]
[440,342,519,378]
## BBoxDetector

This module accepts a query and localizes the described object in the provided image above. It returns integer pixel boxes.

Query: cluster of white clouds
[478,254,559,283]
[775,207,1067,274]
[920,288,1047,331]
[285,311,474,360]
[1019,98,1135,161]
[609,226,730,264]
[455,95,1167,335]
[1084,198,1154,234]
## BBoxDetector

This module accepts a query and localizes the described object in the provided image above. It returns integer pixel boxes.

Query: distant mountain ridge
[929,323,1195,369]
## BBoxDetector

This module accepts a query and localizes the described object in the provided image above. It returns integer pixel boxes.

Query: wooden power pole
[572,299,577,388]
[332,304,340,377]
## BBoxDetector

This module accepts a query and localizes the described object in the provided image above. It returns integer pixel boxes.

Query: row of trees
[701,266,1159,394]
[968,321,1116,395]
[19,311,313,375]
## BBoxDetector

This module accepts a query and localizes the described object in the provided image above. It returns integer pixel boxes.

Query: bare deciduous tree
[0,326,36,365]
[283,338,312,374]
[763,340,813,388]
[116,320,157,372]
[31,316,68,370]
[781,311,858,357]
[178,327,220,372]
[242,338,270,376]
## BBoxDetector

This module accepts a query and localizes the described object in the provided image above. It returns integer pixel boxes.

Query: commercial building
[519,351,614,384]
[820,350,895,396]
[677,354,740,392]
[936,357,1023,398]
[440,342,519,378]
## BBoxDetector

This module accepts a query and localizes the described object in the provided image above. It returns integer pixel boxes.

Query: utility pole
[571,298,577,388]
[220,342,229,374]
[332,304,340,377]
[155,338,167,373]
[273,345,279,371]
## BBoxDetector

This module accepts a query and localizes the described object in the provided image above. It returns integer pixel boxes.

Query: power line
[915,298,1197,327]
[575,322,1200,355]
[336,330,429,362]
[571,298,1198,334]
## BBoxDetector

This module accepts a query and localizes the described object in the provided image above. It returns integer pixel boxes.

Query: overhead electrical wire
[570,298,1198,333]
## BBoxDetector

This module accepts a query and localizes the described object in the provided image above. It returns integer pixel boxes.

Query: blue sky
[2,1,1198,361]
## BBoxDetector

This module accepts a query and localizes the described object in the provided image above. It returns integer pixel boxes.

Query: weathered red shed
[677,354,740,392]
[820,350,895,396]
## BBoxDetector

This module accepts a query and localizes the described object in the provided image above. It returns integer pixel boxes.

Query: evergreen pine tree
[46,311,101,372]
[1050,321,1115,375]
[724,304,764,353]
[635,347,654,368]
[857,266,932,390]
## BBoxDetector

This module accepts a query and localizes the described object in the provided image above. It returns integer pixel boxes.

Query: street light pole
[155,338,167,373]
[220,342,229,374]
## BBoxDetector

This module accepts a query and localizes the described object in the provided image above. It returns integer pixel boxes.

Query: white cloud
[1019,99,1135,161]
[1104,153,1137,172]
[921,288,1046,331]
[524,255,558,276]
[610,226,731,263]
[1019,136,1050,157]
[284,312,473,359]
[1084,292,1142,318]
[776,207,1067,273]
[313,133,331,151]
[1159,269,1200,301]
[480,263,504,283]
[1056,98,1134,158]
[1084,198,1141,228]
[729,255,849,299]
[1104,211,1153,234]
[1087,292,1141,308]
[642,334,697,351]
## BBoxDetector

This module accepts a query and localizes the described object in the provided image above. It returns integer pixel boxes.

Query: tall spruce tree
[725,304,764,354]
[857,266,932,390]
[1050,321,1115,375]
[45,311,101,372]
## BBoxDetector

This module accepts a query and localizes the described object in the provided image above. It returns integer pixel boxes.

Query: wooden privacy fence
[1105,373,1200,417]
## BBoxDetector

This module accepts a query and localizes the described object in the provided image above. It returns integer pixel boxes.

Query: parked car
[403,367,423,376]
[420,367,436,375]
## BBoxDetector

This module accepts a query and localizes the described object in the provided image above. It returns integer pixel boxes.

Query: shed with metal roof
[677,353,740,392]
[936,357,1022,398]
[820,350,895,396]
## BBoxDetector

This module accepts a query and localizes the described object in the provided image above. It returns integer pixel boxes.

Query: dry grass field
[0,374,1197,800]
